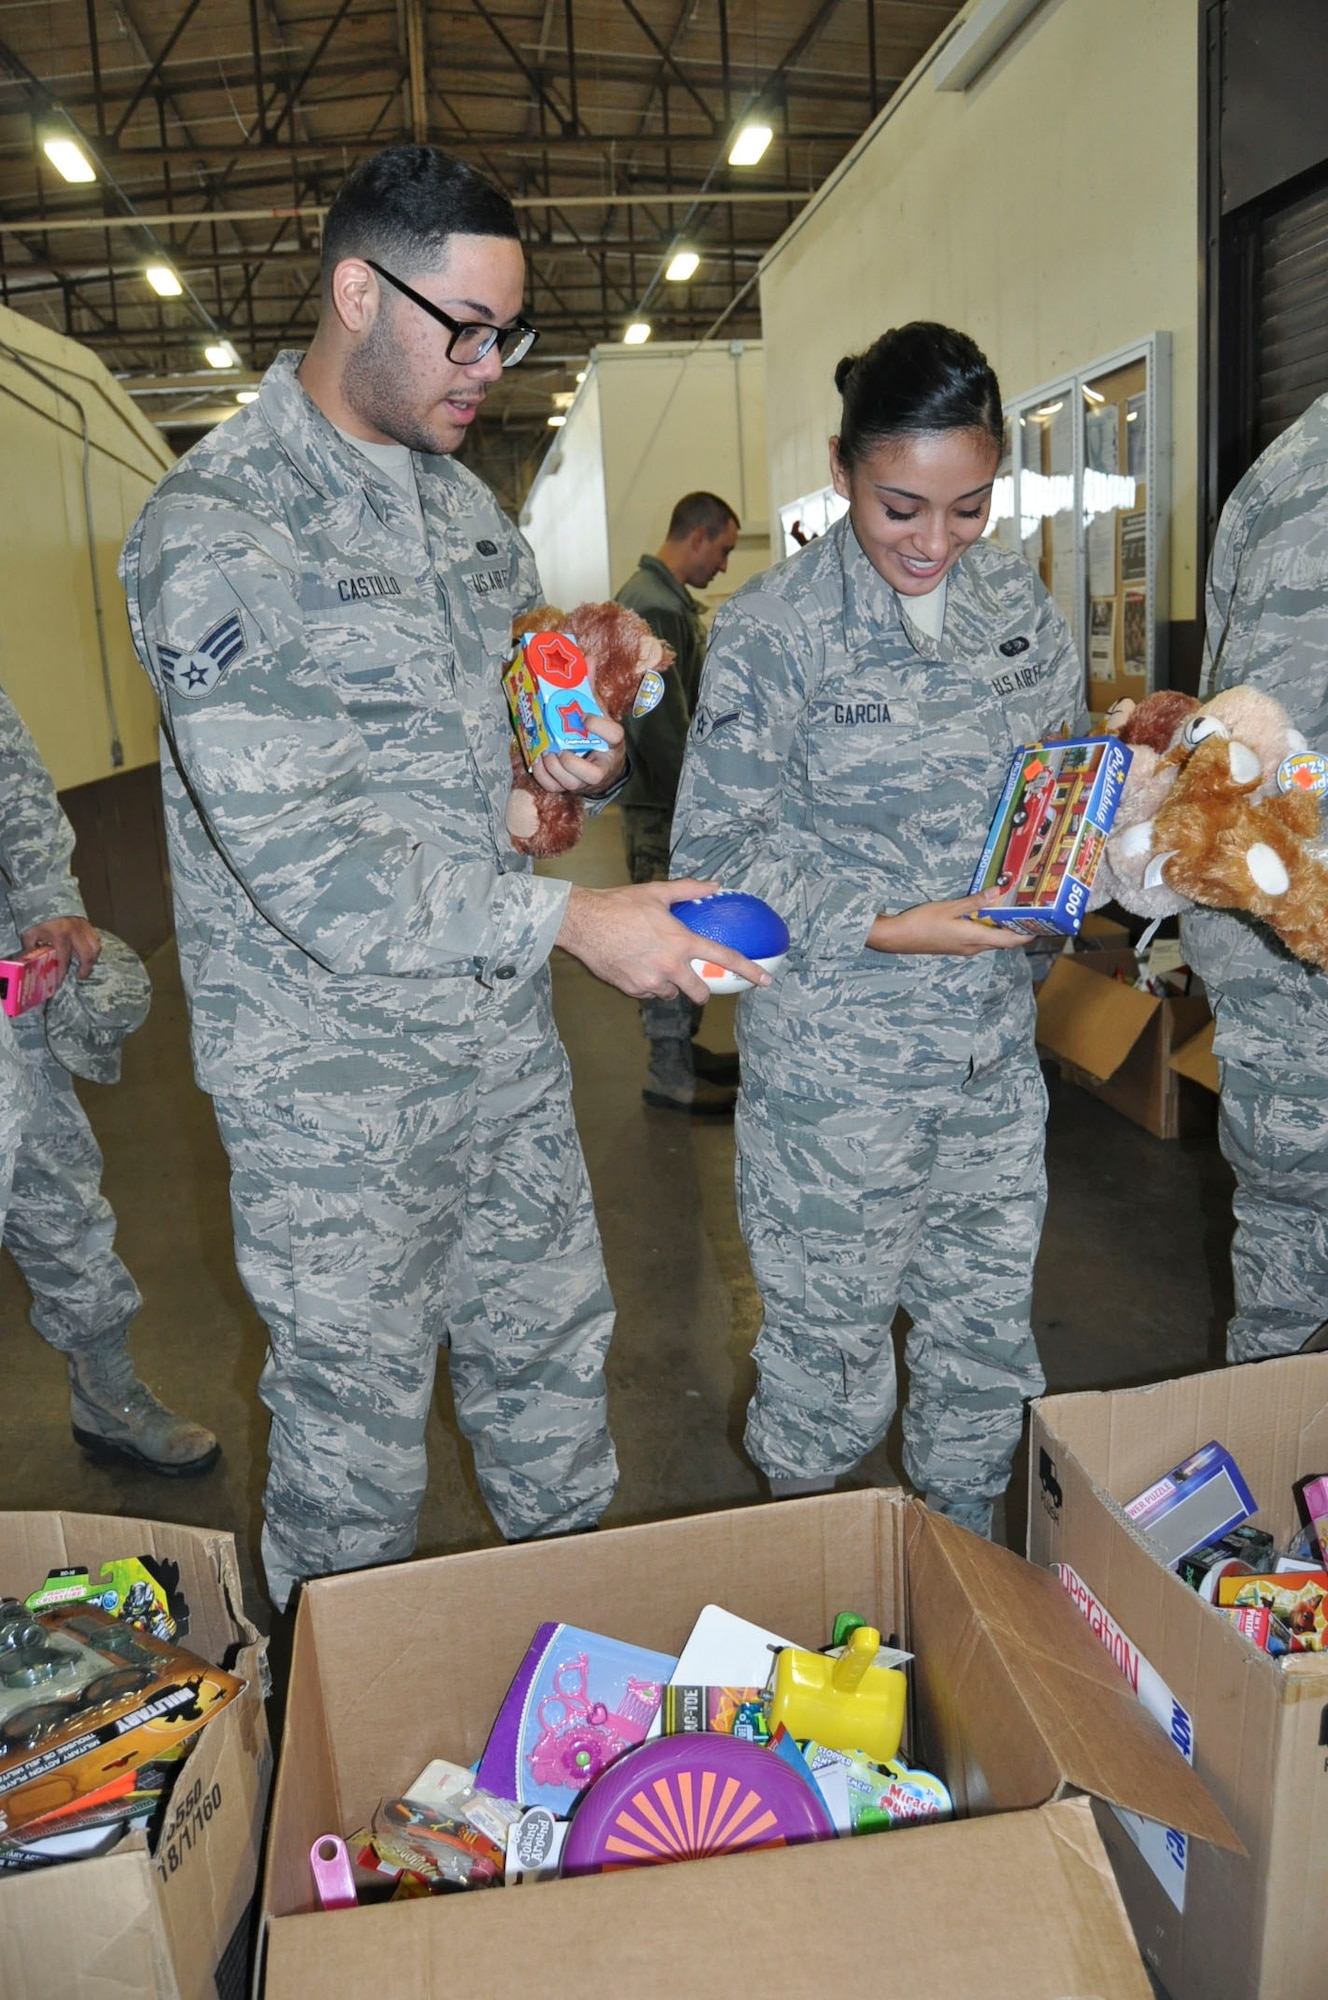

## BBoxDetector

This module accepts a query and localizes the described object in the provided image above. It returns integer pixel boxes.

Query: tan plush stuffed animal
[1094,683,1328,969]
[505,602,673,859]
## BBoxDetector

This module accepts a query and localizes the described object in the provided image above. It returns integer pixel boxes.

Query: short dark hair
[834,323,1003,467]
[320,145,520,295]
[666,491,740,541]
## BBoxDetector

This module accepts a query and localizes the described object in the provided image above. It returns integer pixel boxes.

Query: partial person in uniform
[1181,392,1328,1361]
[674,323,1087,1534]
[616,493,740,1114]
[120,146,766,1608]
[0,688,217,1474]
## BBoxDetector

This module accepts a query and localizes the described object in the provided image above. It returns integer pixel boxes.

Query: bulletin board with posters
[1000,334,1170,722]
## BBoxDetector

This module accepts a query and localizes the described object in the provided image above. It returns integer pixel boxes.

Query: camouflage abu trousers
[4,1031,140,1353]
[211,994,618,1610]
[1217,1055,1328,1361]
[621,804,702,1045]
[737,1046,1048,1511]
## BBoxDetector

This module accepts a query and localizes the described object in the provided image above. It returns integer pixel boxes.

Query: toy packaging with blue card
[970,736,1131,937]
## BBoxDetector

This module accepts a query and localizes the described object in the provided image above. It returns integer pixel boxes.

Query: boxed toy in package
[970,737,1131,936]
[0,1511,270,2000]
[503,629,609,769]
[260,1493,1242,2000]
[1029,1354,1328,2000]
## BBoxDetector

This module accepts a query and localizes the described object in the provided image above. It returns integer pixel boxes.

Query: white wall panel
[520,375,611,606]
[523,341,768,615]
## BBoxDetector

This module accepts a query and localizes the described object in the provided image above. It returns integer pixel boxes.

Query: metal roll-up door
[1257,177,1328,454]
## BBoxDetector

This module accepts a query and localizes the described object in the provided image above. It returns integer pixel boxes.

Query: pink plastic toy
[527,1651,661,1792]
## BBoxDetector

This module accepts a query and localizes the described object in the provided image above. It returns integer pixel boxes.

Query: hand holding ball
[670,892,790,994]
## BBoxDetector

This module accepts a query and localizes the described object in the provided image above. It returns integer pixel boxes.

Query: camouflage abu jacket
[672,514,1087,1089]
[1182,391,1328,1065]
[120,352,565,1091]
[0,687,86,960]
[614,553,706,812]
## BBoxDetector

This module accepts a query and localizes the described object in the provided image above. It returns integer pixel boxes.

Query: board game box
[969,736,1131,936]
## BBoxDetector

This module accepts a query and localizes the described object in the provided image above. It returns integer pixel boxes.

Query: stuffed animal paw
[504,602,673,858]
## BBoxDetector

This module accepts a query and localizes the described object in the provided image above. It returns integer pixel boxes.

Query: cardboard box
[0,1511,271,2000]
[261,1492,1238,1999]
[1029,1355,1328,2000]
[970,736,1130,936]
[1036,944,1212,1138]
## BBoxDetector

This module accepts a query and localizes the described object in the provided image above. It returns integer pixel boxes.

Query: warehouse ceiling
[0,1,961,509]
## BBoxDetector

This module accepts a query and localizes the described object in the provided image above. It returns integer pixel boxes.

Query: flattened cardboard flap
[1036,950,1158,1080]
[1169,1018,1219,1092]
[906,1510,1240,1852]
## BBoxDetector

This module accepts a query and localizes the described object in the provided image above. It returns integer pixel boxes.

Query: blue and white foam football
[670,891,790,994]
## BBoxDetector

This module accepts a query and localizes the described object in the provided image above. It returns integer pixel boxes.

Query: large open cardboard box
[1029,1355,1328,2000]
[261,1491,1239,1998]
[0,1511,271,2000]
[1036,944,1212,1138]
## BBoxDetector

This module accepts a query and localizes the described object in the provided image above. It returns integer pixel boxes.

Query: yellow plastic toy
[767,1626,906,1765]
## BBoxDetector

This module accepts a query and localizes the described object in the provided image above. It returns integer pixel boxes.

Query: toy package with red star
[970,737,1131,937]
[503,628,611,770]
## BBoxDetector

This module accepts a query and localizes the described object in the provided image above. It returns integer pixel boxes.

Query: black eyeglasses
[365,259,539,368]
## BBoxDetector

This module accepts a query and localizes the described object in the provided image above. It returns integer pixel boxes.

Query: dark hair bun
[834,322,1003,468]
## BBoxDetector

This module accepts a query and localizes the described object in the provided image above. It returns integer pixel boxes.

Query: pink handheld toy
[0,947,62,1018]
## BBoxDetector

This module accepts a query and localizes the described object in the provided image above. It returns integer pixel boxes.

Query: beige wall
[760,0,1200,618]
[0,303,171,791]
[522,340,768,614]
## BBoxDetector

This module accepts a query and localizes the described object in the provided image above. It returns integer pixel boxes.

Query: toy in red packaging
[969,737,1131,936]
[0,946,62,1018]
[1217,1571,1328,1651]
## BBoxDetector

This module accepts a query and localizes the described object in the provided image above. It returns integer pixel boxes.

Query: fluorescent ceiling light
[1082,385,1105,404]
[623,321,651,345]
[236,389,259,404]
[146,264,183,297]
[1032,400,1063,418]
[575,370,586,383]
[42,136,95,184]
[205,341,238,369]
[666,249,700,283]
[728,122,772,167]
[547,413,566,427]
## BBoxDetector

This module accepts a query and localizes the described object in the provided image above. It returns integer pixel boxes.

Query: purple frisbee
[559,1732,834,1877]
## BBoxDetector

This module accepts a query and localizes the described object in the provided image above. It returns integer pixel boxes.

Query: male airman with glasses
[120,146,766,1609]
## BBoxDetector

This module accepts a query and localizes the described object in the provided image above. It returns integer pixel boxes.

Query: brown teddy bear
[505,601,674,859]
[1093,683,1328,969]
[1088,690,1201,918]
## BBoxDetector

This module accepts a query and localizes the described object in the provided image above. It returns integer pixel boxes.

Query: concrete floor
[0,807,1235,1627]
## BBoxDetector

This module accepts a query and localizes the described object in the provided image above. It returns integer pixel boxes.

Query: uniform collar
[838,511,1000,663]
[255,350,469,526]
[636,552,703,616]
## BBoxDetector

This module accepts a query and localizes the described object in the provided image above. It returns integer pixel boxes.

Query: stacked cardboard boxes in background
[258,1493,1239,2000]
[0,1511,270,2000]
[1029,1354,1328,2000]
[1035,919,1215,1140]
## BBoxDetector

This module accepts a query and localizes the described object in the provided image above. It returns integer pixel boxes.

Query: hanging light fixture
[728,121,772,167]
